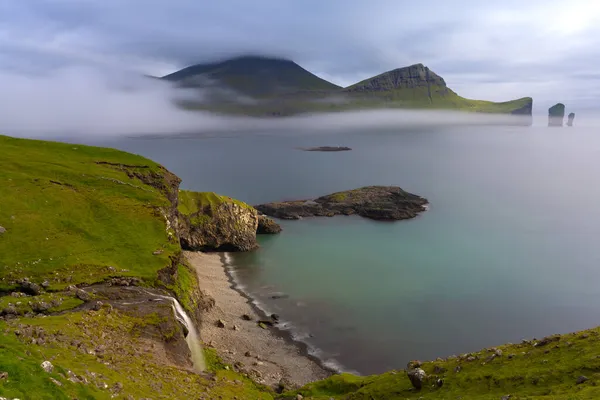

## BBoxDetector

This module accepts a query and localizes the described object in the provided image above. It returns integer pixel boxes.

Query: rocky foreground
[255,186,428,221]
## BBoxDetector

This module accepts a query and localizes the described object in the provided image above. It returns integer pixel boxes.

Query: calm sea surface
[94,126,600,374]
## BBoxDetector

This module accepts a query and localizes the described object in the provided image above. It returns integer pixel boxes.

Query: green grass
[178,190,253,216]
[0,135,180,290]
[292,329,600,399]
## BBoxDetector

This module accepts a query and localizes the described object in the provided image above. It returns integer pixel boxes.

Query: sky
[0,0,599,132]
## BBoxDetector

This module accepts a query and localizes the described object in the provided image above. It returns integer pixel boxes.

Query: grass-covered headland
[1,134,599,399]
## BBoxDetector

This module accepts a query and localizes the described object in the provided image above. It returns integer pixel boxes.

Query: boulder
[567,112,575,127]
[576,375,589,384]
[257,215,282,234]
[0,226,5,234]
[548,103,565,127]
[75,289,91,302]
[41,361,53,373]
[18,278,42,296]
[407,367,427,390]
[179,191,259,252]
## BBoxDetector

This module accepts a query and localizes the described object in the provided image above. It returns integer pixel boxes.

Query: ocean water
[97,125,600,374]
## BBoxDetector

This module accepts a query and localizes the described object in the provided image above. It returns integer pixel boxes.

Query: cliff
[178,191,259,251]
[549,103,566,127]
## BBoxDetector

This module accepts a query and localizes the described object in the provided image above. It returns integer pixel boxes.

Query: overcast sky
[1,0,599,112]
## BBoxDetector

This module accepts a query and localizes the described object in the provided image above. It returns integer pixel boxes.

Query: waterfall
[141,290,206,372]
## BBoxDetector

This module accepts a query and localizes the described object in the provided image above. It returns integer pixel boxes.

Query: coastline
[185,251,332,388]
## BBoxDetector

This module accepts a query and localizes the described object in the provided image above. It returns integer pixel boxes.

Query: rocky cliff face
[548,103,566,127]
[178,191,259,251]
[346,63,449,97]
[567,112,575,127]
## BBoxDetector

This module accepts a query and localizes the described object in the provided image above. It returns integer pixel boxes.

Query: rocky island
[300,146,352,152]
[255,186,428,221]
[567,112,576,127]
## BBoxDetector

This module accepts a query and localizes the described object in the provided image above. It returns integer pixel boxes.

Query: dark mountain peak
[161,54,340,96]
[346,63,446,92]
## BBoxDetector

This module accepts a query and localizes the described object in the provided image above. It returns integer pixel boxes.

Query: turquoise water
[100,126,600,374]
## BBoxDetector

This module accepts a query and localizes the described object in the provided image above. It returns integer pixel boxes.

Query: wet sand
[185,251,331,388]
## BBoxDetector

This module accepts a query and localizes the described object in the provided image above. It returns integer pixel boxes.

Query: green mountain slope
[164,56,532,120]
[162,55,341,97]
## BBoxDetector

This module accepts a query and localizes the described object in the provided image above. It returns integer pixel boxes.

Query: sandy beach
[185,251,330,388]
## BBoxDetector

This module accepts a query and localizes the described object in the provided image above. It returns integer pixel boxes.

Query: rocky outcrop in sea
[256,186,428,221]
[548,103,565,127]
[567,112,575,127]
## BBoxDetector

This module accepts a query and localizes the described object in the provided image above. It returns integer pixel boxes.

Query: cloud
[0,0,599,114]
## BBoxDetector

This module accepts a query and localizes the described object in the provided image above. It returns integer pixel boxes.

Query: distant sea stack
[567,112,575,127]
[548,103,565,127]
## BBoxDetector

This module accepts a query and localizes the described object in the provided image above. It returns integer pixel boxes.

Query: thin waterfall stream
[141,290,206,372]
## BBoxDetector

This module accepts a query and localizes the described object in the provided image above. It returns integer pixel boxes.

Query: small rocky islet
[299,146,352,152]
[255,185,428,221]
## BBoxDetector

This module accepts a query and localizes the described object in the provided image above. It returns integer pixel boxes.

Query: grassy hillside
[0,135,271,399]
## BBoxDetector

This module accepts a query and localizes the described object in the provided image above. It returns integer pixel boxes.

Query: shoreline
[185,251,332,388]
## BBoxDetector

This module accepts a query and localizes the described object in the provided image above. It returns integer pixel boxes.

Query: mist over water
[3,66,598,140]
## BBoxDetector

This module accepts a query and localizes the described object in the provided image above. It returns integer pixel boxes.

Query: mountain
[163,55,532,121]
[162,55,341,97]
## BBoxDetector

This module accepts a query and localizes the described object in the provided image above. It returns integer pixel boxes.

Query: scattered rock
[501,396,511,400]
[296,394,304,400]
[232,325,240,331]
[92,301,103,311]
[0,226,5,234]
[244,351,252,357]
[433,366,447,374]
[508,354,515,359]
[1,305,18,316]
[18,278,42,295]
[75,289,91,301]
[407,368,427,390]
[407,361,422,369]
[454,366,462,373]
[534,335,560,347]
[40,281,50,289]
[152,250,163,255]
[466,356,477,362]
[576,375,589,385]
[41,361,53,373]
[0,372,7,380]
[31,302,51,313]
[435,378,444,388]
[49,377,62,386]
[241,314,253,321]
[257,215,282,234]
[216,319,226,328]
[270,314,280,322]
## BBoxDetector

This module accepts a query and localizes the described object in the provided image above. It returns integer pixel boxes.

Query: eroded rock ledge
[255,186,428,221]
